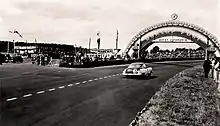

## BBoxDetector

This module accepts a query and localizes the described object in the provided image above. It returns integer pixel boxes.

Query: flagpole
[116,30,119,51]
[7,41,9,53]
[97,31,100,57]
[35,39,37,53]
[89,37,91,53]
[13,40,15,54]
[75,44,77,54]
[26,40,28,54]
[9,29,23,54]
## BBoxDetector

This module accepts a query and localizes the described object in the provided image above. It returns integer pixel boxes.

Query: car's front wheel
[148,71,152,76]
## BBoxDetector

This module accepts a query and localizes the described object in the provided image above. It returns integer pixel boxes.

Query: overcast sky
[0,0,219,50]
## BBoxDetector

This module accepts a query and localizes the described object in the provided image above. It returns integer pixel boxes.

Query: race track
[0,60,202,126]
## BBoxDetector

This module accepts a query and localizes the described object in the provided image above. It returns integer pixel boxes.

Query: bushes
[130,66,219,126]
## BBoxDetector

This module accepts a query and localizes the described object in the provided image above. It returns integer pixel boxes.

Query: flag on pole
[9,30,23,38]
[97,31,100,49]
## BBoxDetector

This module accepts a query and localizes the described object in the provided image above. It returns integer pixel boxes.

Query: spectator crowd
[136,47,205,60]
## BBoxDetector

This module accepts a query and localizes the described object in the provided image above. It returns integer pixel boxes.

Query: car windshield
[128,64,143,68]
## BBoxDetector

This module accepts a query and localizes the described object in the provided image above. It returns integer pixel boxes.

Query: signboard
[90,48,114,53]
[154,38,192,43]
[15,46,36,49]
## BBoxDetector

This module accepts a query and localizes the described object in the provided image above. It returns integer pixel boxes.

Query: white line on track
[82,81,87,83]
[48,88,56,91]
[37,91,45,94]
[75,82,80,85]
[58,86,65,89]
[23,94,32,98]
[68,84,73,87]
[6,97,17,102]
[5,73,121,102]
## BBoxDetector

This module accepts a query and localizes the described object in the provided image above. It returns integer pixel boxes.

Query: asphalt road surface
[0,60,202,126]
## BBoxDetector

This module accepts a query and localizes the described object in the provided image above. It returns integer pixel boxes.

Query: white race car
[122,62,153,77]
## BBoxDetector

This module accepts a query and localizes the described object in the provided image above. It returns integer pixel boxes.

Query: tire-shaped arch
[124,20,219,54]
[140,31,207,50]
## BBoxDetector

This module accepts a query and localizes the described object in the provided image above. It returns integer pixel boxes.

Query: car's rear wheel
[148,71,152,76]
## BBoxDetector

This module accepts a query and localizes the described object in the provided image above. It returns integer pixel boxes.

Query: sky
[0,0,219,51]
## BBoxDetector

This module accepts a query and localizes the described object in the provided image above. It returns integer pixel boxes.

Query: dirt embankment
[130,66,219,126]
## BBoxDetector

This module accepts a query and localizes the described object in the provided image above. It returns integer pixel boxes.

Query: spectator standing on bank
[0,53,5,65]
[44,56,48,65]
[32,56,35,64]
[211,57,216,78]
[213,58,220,81]
[37,55,40,65]
[203,58,212,78]
[41,55,45,66]
[48,56,53,66]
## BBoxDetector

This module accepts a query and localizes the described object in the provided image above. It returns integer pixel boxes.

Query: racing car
[122,62,153,77]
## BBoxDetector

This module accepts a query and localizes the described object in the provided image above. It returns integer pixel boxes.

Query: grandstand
[0,41,89,59]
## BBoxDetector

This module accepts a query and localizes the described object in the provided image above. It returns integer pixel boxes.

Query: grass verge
[130,65,219,126]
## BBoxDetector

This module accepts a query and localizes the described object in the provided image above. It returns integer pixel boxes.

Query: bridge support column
[138,36,142,59]
[205,38,209,60]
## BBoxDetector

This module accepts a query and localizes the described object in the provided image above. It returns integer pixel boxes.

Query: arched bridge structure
[124,20,219,58]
